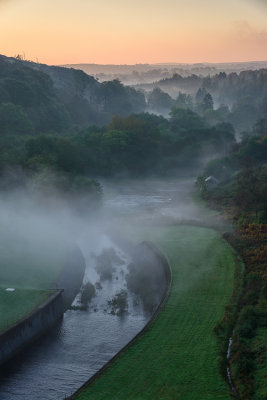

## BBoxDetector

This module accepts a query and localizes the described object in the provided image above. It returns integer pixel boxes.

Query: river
[0,177,199,400]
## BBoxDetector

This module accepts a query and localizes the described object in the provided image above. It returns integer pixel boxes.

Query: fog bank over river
[102,177,205,220]
[0,177,206,400]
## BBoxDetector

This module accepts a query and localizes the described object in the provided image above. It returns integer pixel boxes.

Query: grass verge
[71,225,238,400]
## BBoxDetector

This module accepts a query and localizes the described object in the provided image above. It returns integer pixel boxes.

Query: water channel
[0,178,199,400]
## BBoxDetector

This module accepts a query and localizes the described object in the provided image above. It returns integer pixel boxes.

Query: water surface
[0,177,198,400]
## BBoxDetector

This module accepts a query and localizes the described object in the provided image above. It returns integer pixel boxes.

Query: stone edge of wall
[0,289,64,366]
[0,245,86,367]
[68,240,172,399]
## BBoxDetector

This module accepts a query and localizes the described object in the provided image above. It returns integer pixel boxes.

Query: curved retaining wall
[0,245,86,367]
[55,246,86,309]
[68,240,172,399]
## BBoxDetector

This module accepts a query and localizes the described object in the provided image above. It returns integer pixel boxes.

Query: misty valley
[0,178,200,399]
[0,55,266,400]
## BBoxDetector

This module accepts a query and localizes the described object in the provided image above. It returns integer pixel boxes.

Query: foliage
[95,248,123,281]
[0,55,147,133]
[108,290,128,316]
[225,225,267,400]
[29,169,102,213]
[234,168,267,223]
[169,107,206,134]
[80,281,96,309]
[0,54,243,181]
[151,68,267,132]
[200,134,267,399]
[147,87,174,114]
[0,103,33,135]
[100,79,146,116]
[203,135,267,185]
[175,92,193,110]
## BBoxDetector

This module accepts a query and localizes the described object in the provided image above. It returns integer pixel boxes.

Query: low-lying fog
[102,177,205,221]
[0,176,212,399]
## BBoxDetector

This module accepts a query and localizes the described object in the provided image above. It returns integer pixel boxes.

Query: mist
[0,0,266,396]
[0,168,210,296]
[0,164,218,399]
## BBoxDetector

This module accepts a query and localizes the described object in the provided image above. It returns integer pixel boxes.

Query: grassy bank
[72,225,237,400]
[0,287,51,333]
[0,230,67,332]
[224,225,267,400]
[0,232,67,289]
[201,158,267,399]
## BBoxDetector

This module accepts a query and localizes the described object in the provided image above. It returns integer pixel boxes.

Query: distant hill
[60,61,267,85]
[146,68,267,105]
[0,54,146,133]
[1,54,266,136]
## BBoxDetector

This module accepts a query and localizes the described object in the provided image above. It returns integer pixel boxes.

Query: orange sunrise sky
[0,0,267,65]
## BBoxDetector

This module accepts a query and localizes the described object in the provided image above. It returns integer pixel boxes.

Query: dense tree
[229,96,259,133]
[195,87,207,103]
[169,107,206,134]
[147,87,174,114]
[0,103,33,135]
[252,118,267,137]
[100,79,146,117]
[234,167,267,220]
[175,92,193,110]
[202,93,214,111]
[0,55,148,133]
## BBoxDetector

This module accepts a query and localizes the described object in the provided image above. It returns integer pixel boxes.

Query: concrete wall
[0,245,86,366]
[0,290,64,366]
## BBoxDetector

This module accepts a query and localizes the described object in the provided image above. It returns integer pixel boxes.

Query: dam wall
[0,245,86,366]
[0,289,64,366]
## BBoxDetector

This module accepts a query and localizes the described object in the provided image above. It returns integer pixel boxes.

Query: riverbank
[224,226,267,400]
[68,240,171,399]
[0,288,52,333]
[0,246,85,366]
[0,289,64,366]
[201,164,267,400]
[0,229,68,335]
[70,225,238,400]
[0,235,151,399]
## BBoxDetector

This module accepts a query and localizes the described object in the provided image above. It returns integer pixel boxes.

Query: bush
[80,281,96,308]
[95,248,123,281]
[236,307,257,339]
[108,290,128,316]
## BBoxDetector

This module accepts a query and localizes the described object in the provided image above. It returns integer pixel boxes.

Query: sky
[0,0,267,65]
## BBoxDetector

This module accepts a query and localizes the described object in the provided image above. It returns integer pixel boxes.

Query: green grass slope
[0,231,66,289]
[0,228,67,332]
[73,225,237,400]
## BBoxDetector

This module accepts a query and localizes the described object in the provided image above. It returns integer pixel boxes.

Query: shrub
[80,281,96,308]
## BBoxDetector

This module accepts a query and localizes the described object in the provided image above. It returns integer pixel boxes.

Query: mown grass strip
[73,225,237,400]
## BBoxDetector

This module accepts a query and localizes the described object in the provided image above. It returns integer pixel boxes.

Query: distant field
[0,287,51,332]
[0,228,67,332]
[0,230,67,289]
[73,225,236,400]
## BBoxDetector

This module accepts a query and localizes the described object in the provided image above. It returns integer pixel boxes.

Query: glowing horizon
[1,0,267,65]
